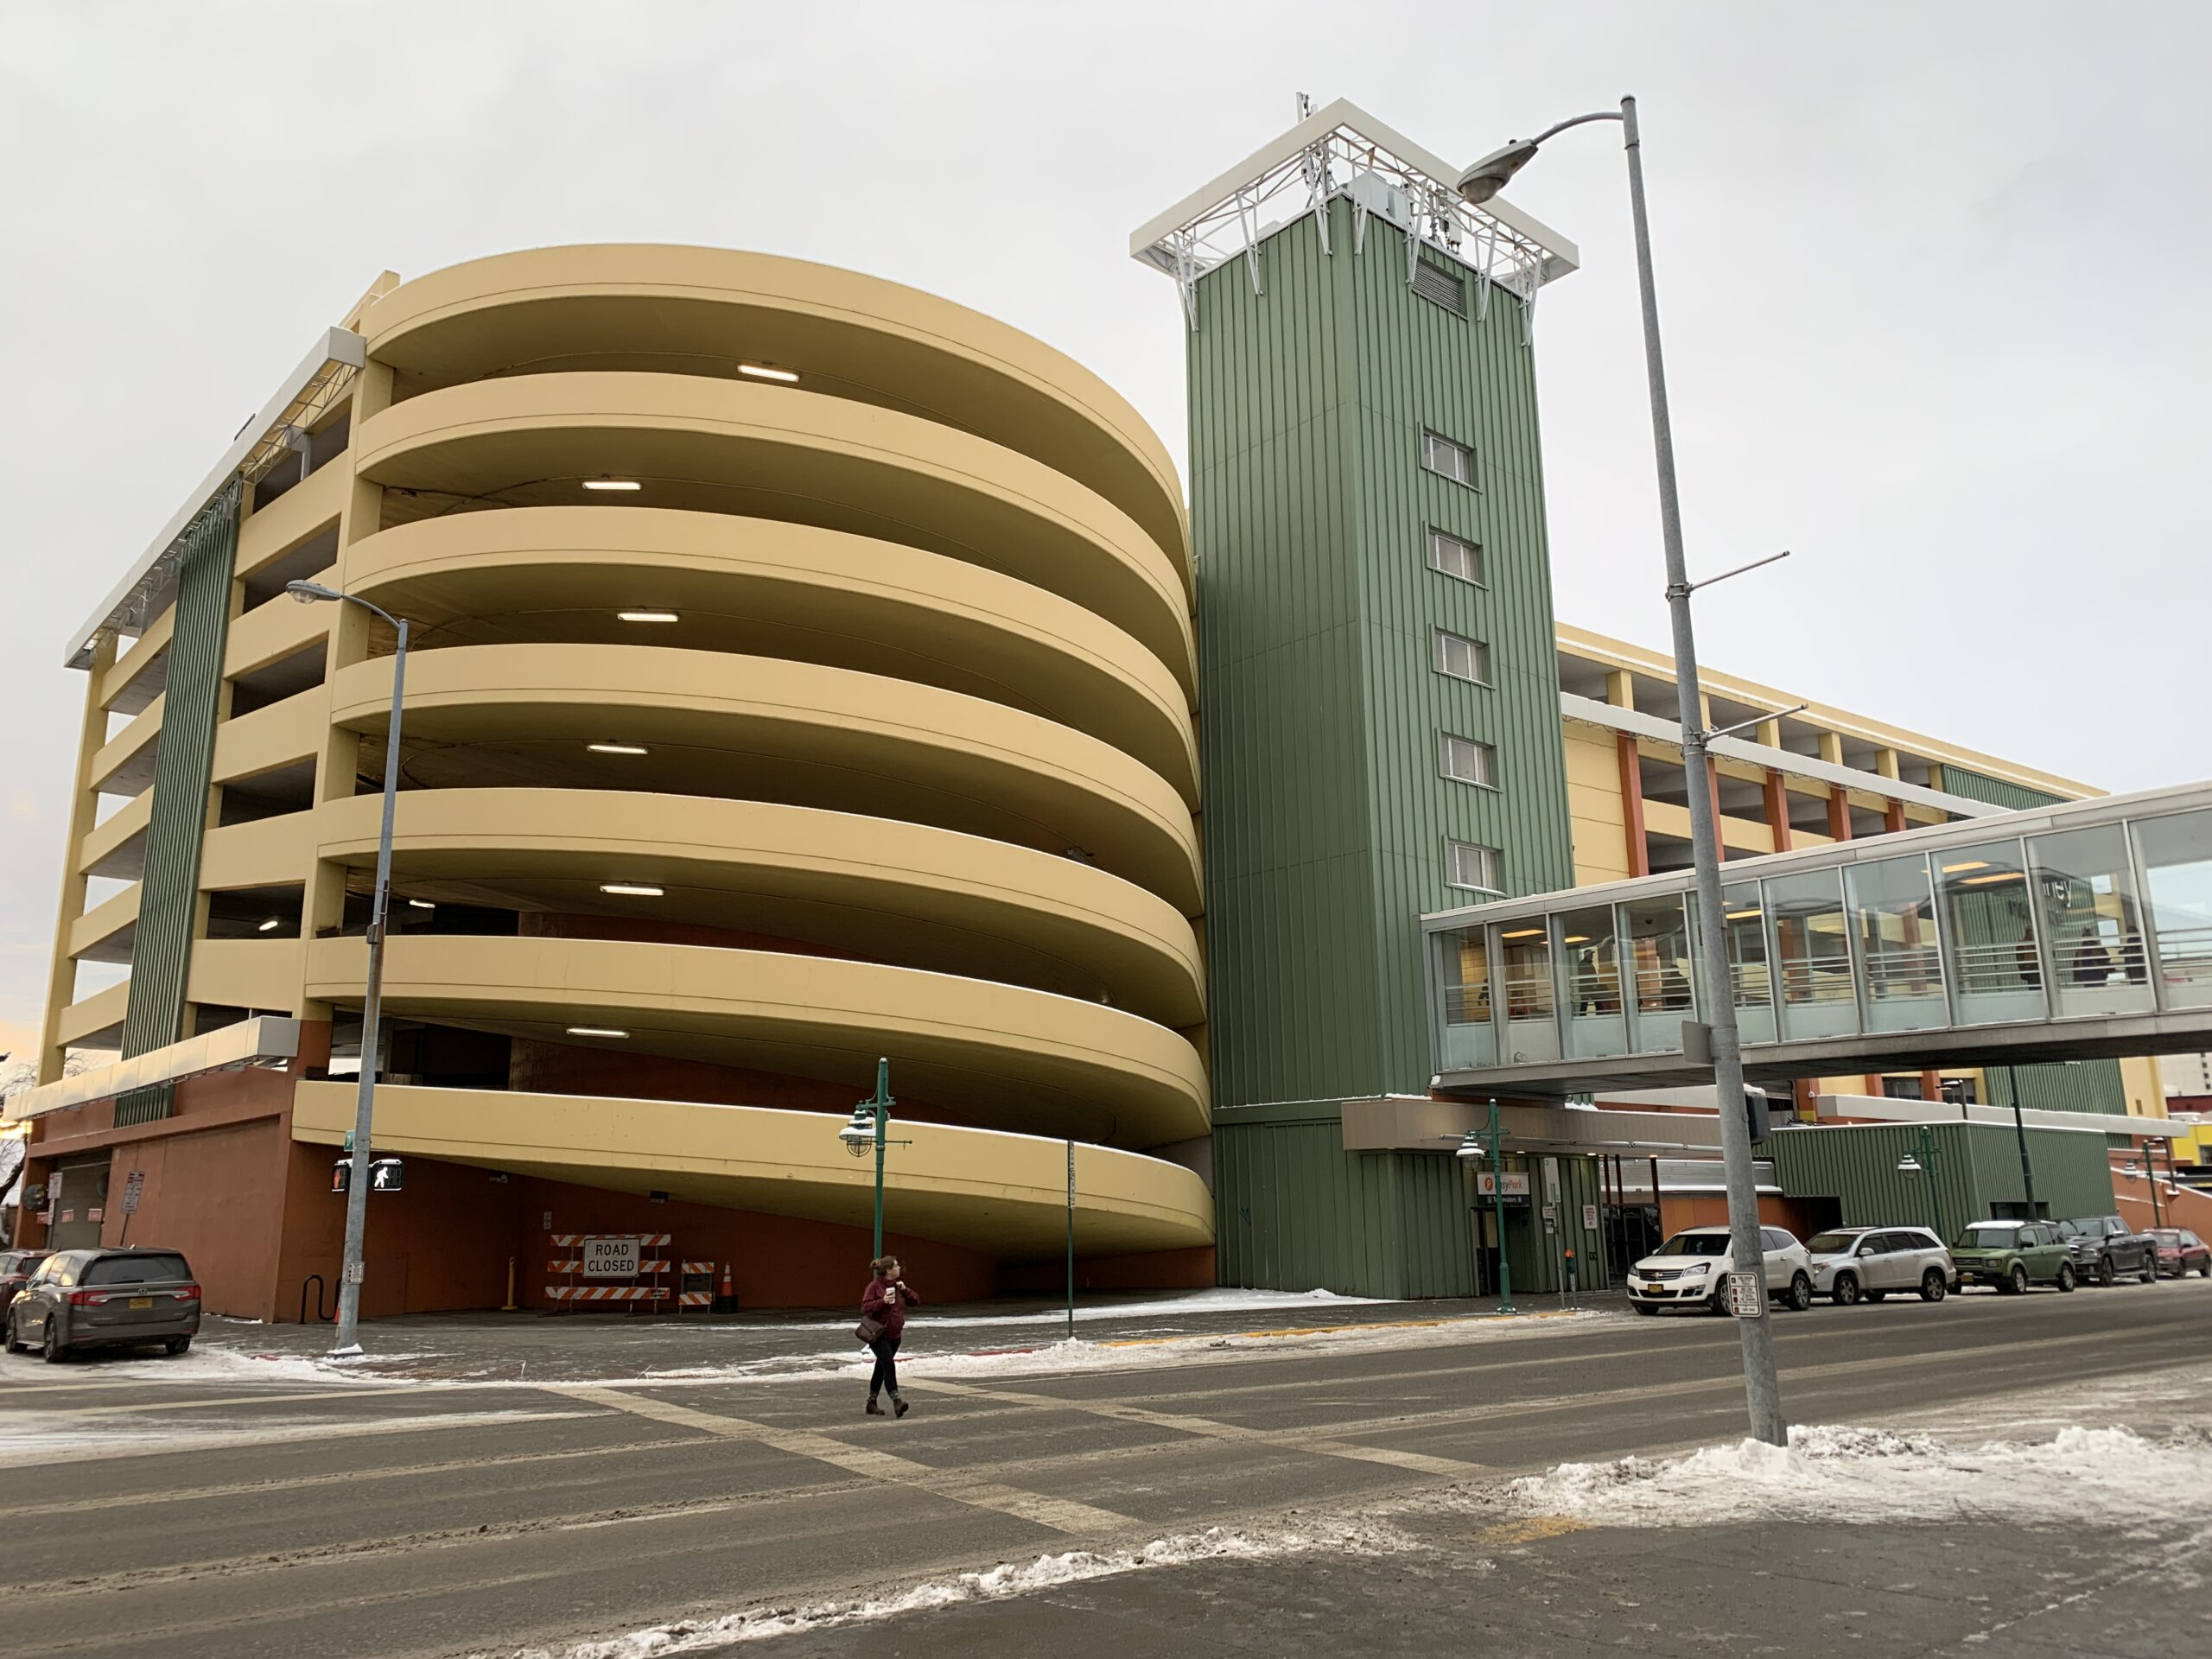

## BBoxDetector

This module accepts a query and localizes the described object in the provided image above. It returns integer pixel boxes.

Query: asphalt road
[3,1281,2208,1659]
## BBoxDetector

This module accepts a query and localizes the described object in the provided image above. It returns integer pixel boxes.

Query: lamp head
[1897,1154,1921,1175]
[1453,1129,1487,1161]
[839,1107,875,1157]
[287,580,345,606]
[1456,139,1540,205]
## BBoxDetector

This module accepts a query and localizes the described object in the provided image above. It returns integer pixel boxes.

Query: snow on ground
[495,1514,1415,1658]
[637,1287,1386,1335]
[1512,1421,2212,1529]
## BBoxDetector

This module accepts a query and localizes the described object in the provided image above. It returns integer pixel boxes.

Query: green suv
[1952,1219,2075,1294]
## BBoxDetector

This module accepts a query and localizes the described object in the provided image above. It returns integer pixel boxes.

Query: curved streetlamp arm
[1527,110,1625,145]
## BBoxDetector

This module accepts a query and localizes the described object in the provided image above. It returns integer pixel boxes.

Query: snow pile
[506,1518,1404,1657]
[1515,1422,2212,1529]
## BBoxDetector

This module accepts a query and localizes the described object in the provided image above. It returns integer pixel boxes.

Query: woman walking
[859,1255,918,1418]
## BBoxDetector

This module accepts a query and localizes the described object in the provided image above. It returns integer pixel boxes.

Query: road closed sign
[582,1236,641,1278]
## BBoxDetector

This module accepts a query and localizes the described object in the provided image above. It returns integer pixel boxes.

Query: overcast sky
[2,1,2206,1059]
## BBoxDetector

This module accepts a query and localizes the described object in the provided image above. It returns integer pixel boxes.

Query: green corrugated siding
[117,481,239,1124]
[1192,203,1573,1109]
[1934,765,2070,812]
[1984,1058,2128,1116]
[1769,1122,2113,1236]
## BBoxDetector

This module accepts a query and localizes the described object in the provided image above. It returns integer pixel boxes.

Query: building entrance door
[47,1155,110,1250]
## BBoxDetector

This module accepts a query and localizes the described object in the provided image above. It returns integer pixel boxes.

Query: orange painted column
[1919,1069,1944,1102]
[1827,787,1853,842]
[1762,770,1792,854]
[1885,799,1908,836]
[1618,734,1649,878]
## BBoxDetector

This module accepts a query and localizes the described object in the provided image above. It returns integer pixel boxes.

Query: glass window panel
[1437,926,1496,1071]
[1765,868,1860,1040]
[1622,894,1694,1053]
[2028,824,2154,1018]
[2132,809,2212,1011]
[1496,921,1560,1065]
[1934,839,2045,1027]
[1692,883,1778,1045]
[1556,905,1627,1058]
[1847,855,1948,1033]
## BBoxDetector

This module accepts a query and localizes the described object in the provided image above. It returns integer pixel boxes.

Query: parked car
[1952,1219,2076,1294]
[0,1249,48,1317]
[1626,1225,1815,1315]
[1804,1226,1957,1306]
[3,1248,200,1363]
[2056,1214,2158,1286]
[2146,1228,2212,1278]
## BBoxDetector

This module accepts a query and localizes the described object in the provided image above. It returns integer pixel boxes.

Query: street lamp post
[1897,1128,1946,1244]
[1459,97,1786,1443]
[1455,1100,1515,1313]
[286,580,407,1357]
[838,1058,899,1259]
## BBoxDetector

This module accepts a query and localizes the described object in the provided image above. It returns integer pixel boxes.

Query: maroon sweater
[861,1278,919,1338]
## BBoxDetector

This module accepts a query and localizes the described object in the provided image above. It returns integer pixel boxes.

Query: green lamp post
[1897,1126,1946,1245]
[838,1058,906,1259]
[1456,1099,1516,1314]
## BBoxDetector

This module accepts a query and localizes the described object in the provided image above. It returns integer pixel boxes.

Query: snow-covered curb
[491,1515,1411,1657]
[1513,1421,2212,1527]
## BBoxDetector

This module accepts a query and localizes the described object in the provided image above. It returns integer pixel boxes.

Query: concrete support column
[1827,786,1852,842]
[1618,733,1649,878]
[1762,770,1792,854]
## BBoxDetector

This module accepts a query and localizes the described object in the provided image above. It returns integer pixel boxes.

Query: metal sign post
[1065,1138,1076,1341]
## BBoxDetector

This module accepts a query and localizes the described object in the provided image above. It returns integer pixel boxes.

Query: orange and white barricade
[677,1262,715,1311]
[544,1233,675,1312]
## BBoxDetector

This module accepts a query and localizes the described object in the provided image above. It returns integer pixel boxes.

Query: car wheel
[41,1321,67,1365]
[2096,1255,2115,1287]
[1786,1272,1814,1312]
[2199,1260,2210,1279]
[1632,1303,1657,1316]
[163,1338,192,1357]
[1709,1287,1732,1316]
[2140,1255,2158,1284]
[2056,1263,2076,1292]
[2,1313,23,1356]
[1831,1273,1861,1306]
[1920,1268,1947,1303]
[2010,1262,2031,1295]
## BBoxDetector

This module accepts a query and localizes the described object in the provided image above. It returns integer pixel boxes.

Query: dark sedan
[4,1248,200,1362]
[2148,1228,2212,1278]
[0,1249,48,1317]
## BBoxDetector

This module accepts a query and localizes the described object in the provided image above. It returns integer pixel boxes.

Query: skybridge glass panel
[1622,893,1695,1053]
[2029,824,2155,1019]
[1934,839,2047,1026]
[2131,808,2212,1011]
[1766,868,1860,1040]
[1847,854,1949,1033]
[1496,921,1560,1065]
[1556,905,1628,1058]
[1701,882,1777,1046]
[1437,925,1497,1069]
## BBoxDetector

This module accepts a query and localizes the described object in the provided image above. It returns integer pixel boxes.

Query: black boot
[866,1396,886,1416]
[893,1395,910,1419]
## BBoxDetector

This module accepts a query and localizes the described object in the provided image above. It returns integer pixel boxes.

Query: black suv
[2056,1215,2158,1287]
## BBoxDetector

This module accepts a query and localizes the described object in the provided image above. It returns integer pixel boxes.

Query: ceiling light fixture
[587,742,651,756]
[583,477,642,492]
[1501,928,1542,940]
[738,363,799,383]
[1961,872,2026,887]
[617,610,679,624]
[257,918,283,933]
[565,1026,631,1039]
[1941,860,1991,875]
[600,882,665,898]
[408,899,435,911]
[1726,908,1762,920]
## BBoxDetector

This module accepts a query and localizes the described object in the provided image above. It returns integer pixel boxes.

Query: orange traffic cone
[713,1262,738,1313]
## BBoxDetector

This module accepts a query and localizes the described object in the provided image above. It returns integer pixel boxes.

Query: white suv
[1805,1225,1957,1306]
[1627,1225,1815,1316]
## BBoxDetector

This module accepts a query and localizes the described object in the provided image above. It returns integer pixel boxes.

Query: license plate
[130,1297,153,1310]
[1959,1273,1975,1284]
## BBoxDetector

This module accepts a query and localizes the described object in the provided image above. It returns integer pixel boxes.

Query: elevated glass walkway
[1422,782,2212,1096]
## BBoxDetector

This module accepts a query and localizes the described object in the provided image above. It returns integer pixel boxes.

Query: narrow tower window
[1446,840,1503,894]
[1433,628,1491,686]
[1440,734,1497,788]
[1427,528,1484,585]
[1421,430,1477,486]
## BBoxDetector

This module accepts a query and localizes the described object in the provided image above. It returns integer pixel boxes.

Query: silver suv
[1806,1225,1957,1306]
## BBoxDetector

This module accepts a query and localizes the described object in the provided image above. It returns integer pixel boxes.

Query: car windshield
[83,1253,192,1287]
[1805,1231,1866,1253]
[1656,1234,1732,1257]
[1961,1225,2024,1249]
[2149,1230,2183,1244]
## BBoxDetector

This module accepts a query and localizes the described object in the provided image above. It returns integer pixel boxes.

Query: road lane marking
[558,1501,736,1531]
[904,1377,1489,1478]
[0,1408,596,1470]
[556,1385,1136,1535]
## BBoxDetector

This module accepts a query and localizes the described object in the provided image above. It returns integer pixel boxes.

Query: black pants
[868,1333,902,1398]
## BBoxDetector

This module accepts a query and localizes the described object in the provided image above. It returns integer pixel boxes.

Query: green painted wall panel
[1768,1122,2113,1236]
[117,482,239,1125]
[1984,1058,2129,1116]
[1934,765,2069,813]
[1192,203,1574,1111]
